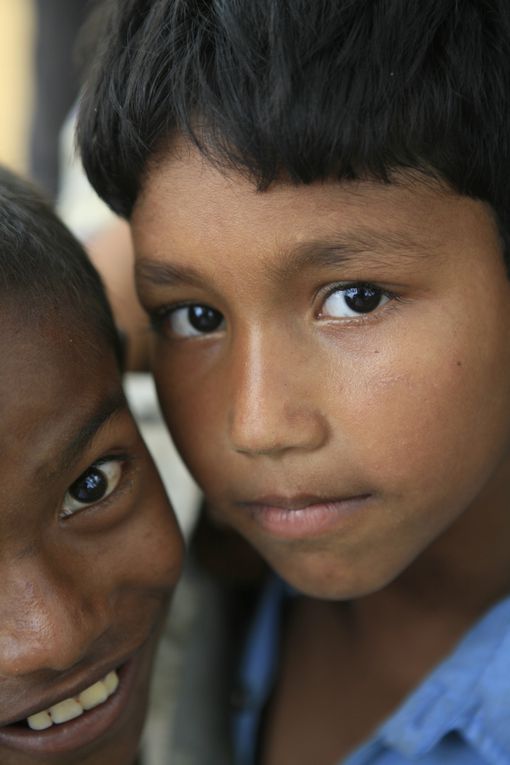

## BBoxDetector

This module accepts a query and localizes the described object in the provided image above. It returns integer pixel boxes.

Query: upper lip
[0,645,137,728]
[238,493,370,511]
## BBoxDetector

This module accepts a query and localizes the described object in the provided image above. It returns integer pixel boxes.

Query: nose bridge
[0,557,106,677]
[227,323,328,455]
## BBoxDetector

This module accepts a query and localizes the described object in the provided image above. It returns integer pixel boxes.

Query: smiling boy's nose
[0,560,107,677]
[227,329,329,456]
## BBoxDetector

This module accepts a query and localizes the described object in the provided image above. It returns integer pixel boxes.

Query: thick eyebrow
[136,259,205,289]
[281,229,433,275]
[52,391,128,476]
[135,227,433,288]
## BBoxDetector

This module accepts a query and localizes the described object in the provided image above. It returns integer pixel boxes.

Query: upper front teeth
[27,670,119,731]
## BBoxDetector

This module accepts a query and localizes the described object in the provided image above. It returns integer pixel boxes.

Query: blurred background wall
[0,0,34,174]
[0,0,89,197]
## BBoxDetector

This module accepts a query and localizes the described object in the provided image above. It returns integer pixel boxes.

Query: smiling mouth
[0,652,145,756]
[26,670,119,730]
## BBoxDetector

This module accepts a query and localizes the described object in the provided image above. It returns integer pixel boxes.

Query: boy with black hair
[78,1,510,762]
[0,164,184,765]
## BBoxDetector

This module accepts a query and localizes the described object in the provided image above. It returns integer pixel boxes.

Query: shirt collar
[378,595,510,759]
[233,582,510,765]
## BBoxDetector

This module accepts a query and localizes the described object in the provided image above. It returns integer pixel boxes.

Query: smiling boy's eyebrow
[136,226,434,288]
[53,391,128,475]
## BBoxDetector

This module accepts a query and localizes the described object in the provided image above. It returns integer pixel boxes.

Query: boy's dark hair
[78,0,510,254]
[0,165,124,367]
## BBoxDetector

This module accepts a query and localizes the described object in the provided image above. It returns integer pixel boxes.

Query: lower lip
[245,496,372,539]
[0,653,142,757]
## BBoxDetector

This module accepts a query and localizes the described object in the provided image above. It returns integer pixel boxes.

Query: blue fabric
[231,577,289,765]
[231,582,510,765]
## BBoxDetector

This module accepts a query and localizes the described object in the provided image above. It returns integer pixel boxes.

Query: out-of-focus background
[0,0,34,173]
[0,0,92,200]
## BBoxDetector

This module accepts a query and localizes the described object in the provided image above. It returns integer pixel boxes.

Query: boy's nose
[227,329,329,456]
[0,560,108,677]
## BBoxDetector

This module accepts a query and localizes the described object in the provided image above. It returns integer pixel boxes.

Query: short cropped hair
[0,165,123,366]
[78,0,510,248]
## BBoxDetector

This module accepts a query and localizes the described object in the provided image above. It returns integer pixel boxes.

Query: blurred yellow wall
[0,0,34,173]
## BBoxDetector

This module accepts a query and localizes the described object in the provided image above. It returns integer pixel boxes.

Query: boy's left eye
[61,459,123,518]
[321,284,390,318]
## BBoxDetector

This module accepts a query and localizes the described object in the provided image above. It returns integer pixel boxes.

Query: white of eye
[61,460,123,518]
[322,286,389,318]
[169,305,225,337]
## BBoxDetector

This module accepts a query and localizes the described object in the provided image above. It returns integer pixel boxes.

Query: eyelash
[149,304,190,333]
[317,281,399,317]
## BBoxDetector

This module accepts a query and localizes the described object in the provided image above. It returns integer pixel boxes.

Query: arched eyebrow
[136,259,204,289]
[49,391,128,477]
[135,227,434,288]
[270,229,434,279]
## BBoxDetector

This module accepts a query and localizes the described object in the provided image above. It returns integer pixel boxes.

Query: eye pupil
[69,468,107,503]
[188,305,223,332]
[344,285,381,313]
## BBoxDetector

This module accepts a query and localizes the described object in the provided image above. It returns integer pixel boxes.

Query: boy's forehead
[0,301,114,362]
[0,313,124,462]
[133,143,499,273]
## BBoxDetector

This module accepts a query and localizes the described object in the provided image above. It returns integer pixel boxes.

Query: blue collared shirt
[232,579,510,764]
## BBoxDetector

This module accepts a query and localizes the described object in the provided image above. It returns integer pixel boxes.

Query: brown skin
[132,141,510,761]
[87,221,151,371]
[0,309,183,765]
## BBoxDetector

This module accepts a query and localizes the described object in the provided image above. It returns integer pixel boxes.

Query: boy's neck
[265,508,510,765]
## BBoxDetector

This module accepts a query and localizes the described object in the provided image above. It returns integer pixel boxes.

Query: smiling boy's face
[133,141,510,600]
[0,310,183,765]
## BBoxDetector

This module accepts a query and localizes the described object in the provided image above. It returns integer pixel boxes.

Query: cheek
[111,480,184,599]
[339,325,510,503]
[154,361,222,481]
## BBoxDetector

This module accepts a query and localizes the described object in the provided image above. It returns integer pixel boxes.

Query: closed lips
[26,670,119,730]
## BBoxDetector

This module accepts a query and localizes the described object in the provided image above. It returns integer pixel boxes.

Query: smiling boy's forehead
[0,314,126,480]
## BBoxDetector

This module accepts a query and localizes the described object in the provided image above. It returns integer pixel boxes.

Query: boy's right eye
[165,304,225,337]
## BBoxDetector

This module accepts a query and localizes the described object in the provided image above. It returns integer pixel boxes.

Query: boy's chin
[259,545,407,601]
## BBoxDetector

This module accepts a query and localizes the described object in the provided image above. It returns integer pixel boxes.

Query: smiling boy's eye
[321,284,390,318]
[61,460,123,518]
[168,304,225,337]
